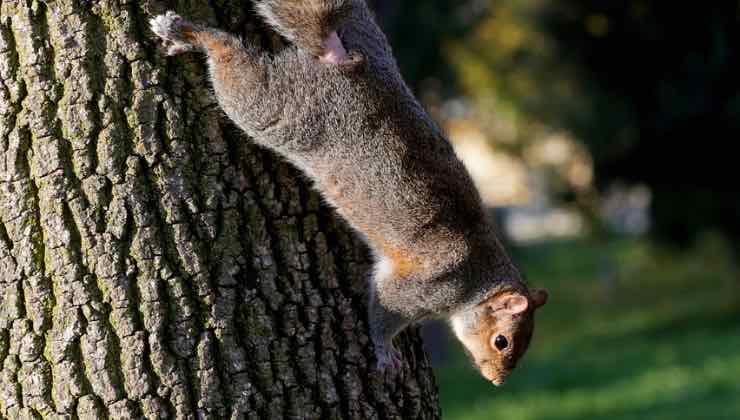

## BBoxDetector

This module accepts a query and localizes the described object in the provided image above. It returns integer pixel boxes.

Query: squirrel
[150,0,548,386]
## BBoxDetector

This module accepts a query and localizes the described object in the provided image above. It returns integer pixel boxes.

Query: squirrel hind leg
[319,31,348,64]
[150,11,200,56]
[256,0,357,62]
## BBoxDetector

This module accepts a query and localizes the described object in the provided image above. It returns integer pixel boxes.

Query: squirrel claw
[150,11,196,56]
[375,346,403,374]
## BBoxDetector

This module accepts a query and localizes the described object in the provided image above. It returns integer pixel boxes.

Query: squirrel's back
[253,0,490,270]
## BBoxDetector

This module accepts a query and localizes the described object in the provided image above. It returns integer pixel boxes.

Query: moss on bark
[0,1,440,419]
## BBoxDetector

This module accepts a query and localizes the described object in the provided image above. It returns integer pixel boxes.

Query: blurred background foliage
[373,0,740,419]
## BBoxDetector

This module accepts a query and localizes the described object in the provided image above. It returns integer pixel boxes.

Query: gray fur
[150,0,540,373]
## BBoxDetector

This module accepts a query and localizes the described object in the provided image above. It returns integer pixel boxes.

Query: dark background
[379,0,740,248]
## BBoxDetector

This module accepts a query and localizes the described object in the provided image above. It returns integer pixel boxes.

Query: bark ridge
[0,1,440,419]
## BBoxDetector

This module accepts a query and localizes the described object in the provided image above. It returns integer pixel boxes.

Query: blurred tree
[379,0,486,96]
[541,0,740,246]
[387,0,740,247]
[428,0,602,232]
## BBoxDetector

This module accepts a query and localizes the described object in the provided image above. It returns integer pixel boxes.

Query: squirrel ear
[530,288,549,309]
[493,293,529,315]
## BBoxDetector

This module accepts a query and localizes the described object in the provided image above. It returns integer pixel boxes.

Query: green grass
[436,233,740,420]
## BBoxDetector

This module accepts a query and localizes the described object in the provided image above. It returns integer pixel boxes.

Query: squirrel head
[450,287,549,386]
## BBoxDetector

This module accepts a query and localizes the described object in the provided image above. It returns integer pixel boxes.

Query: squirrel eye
[494,335,509,351]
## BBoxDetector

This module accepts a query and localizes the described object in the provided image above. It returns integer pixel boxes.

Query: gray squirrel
[150,0,548,386]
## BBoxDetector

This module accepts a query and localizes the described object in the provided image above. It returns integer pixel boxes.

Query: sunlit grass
[436,234,740,420]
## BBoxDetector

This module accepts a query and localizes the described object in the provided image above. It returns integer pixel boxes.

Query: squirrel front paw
[150,11,197,56]
[375,345,403,373]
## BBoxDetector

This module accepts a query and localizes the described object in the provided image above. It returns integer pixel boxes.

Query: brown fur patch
[201,37,235,64]
[177,24,198,43]
[364,230,423,279]
[319,176,423,279]
[382,242,422,279]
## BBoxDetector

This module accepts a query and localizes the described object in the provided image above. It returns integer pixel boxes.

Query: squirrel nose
[491,377,505,386]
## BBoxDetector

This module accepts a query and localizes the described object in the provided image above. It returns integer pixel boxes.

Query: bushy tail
[256,0,358,56]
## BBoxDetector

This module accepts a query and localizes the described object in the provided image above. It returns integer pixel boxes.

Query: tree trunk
[0,1,440,419]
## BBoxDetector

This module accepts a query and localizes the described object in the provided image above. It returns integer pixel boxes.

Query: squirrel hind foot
[319,31,348,64]
[375,345,403,373]
[150,11,199,56]
[256,0,357,58]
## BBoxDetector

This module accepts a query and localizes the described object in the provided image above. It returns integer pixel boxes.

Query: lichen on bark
[0,1,441,419]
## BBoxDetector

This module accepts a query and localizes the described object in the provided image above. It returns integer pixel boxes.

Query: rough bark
[0,1,440,419]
